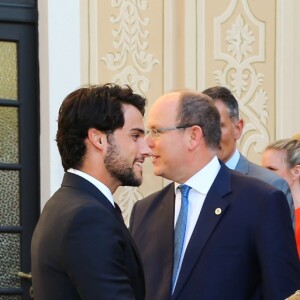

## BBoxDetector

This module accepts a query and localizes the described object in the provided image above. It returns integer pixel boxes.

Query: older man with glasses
[130,89,300,300]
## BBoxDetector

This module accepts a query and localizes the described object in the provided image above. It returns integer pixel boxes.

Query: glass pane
[0,41,18,100]
[0,234,21,288]
[0,0,34,6]
[0,296,21,300]
[0,107,19,164]
[0,170,20,226]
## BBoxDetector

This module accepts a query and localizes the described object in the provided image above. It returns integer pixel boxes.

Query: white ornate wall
[39,0,300,217]
[87,0,165,224]
[82,0,300,224]
[195,0,276,163]
[196,0,300,162]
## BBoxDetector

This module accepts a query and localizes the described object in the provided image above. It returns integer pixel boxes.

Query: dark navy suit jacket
[31,172,145,300]
[130,164,300,300]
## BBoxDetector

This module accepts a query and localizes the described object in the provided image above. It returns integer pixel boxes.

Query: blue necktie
[172,184,191,290]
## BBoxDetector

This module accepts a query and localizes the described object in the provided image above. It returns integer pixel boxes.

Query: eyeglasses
[146,125,195,138]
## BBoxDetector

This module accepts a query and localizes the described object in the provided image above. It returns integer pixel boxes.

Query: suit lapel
[150,183,176,298]
[235,153,249,175]
[62,172,145,280]
[172,165,232,299]
[62,172,128,225]
[62,172,116,212]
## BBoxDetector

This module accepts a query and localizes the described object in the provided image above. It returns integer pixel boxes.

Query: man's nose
[144,134,154,148]
[140,138,151,157]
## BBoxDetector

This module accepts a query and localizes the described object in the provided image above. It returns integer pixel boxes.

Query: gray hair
[176,91,221,150]
[202,86,240,121]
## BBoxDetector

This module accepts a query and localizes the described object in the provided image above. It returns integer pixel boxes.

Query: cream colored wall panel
[198,0,276,163]
[276,0,300,139]
[89,0,165,225]
[85,0,300,223]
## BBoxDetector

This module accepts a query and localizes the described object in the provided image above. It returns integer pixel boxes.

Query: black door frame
[0,1,39,299]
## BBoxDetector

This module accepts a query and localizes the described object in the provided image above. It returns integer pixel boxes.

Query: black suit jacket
[31,172,145,300]
[130,164,300,300]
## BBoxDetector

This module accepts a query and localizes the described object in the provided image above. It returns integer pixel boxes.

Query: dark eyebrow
[130,128,145,135]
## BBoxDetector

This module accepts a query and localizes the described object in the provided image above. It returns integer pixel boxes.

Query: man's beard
[104,135,142,187]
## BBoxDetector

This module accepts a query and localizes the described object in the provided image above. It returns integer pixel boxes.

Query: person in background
[292,132,300,140]
[262,138,300,257]
[286,290,300,300]
[130,89,300,300]
[31,83,149,300]
[202,86,295,224]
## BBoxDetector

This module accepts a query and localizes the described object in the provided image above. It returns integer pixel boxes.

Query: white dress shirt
[67,168,115,207]
[173,156,221,287]
[225,148,240,170]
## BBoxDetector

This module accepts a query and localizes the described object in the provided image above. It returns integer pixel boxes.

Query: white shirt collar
[175,155,221,194]
[172,155,221,288]
[225,148,240,170]
[67,168,115,207]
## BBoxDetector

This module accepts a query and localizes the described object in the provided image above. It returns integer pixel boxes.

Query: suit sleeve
[255,189,300,298]
[61,205,136,300]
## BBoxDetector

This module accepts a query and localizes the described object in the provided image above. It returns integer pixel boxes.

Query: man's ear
[291,164,300,180]
[234,119,244,140]
[87,128,105,149]
[187,125,203,150]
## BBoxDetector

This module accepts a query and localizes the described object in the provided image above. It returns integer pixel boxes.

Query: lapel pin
[215,208,222,215]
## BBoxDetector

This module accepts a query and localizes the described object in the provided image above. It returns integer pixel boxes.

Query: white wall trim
[276,0,300,138]
[39,0,82,209]
[164,0,177,93]
[276,0,293,139]
[184,0,197,89]
[196,0,205,91]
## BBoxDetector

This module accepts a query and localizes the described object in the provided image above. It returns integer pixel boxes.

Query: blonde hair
[292,133,300,140]
[265,138,300,169]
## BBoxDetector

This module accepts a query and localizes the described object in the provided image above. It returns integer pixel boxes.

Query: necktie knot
[179,184,191,199]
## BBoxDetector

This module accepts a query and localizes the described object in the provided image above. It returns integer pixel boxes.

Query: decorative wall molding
[213,0,270,155]
[100,0,159,225]
[117,186,144,225]
[101,0,158,96]
[86,0,300,223]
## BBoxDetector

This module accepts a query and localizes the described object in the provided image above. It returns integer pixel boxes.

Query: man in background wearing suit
[203,86,295,223]
[31,84,149,300]
[130,90,300,300]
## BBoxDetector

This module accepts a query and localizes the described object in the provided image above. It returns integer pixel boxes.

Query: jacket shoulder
[135,183,174,208]
[247,160,289,189]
